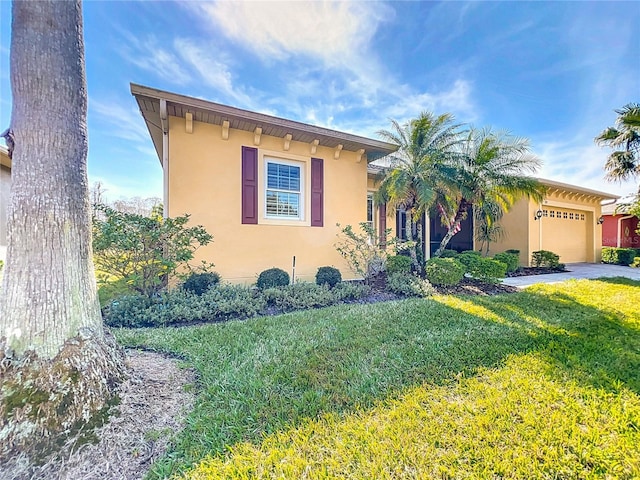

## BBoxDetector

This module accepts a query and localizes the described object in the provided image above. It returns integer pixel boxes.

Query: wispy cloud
[90,99,150,144]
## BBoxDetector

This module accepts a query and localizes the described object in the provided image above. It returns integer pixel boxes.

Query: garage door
[540,207,589,263]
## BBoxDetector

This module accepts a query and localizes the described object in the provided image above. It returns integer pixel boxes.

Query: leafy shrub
[315,266,342,288]
[257,268,290,289]
[335,222,394,280]
[531,250,560,269]
[601,247,637,266]
[493,252,520,273]
[103,284,264,328]
[386,255,412,275]
[461,250,481,256]
[438,250,459,258]
[457,253,507,283]
[263,282,335,312]
[505,249,520,255]
[424,258,465,286]
[0,259,3,271]
[631,257,640,268]
[387,272,434,297]
[183,272,221,295]
[331,282,371,301]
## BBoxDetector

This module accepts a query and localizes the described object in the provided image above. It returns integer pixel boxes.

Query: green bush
[263,282,336,312]
[386,255,412,275]
[386,272,435,297]
[257,268,290,289]
[631,257,640,268]
[493,252,520,273]
[505,249,520,255]
[103,284,265,328]
[531,250,560,269]
[315,266,342,288]
[424,258,465,286]
[331,282,371,301]
[461,250,481,256]
[457,253,507,283]
[438,249,459,258]
[601,247,637,266]
[183,272,221,295]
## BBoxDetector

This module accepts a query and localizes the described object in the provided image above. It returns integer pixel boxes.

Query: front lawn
[115,278,640,479]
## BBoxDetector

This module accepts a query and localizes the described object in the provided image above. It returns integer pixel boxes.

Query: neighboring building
[131,84,398,283]
[132,84,618,281]
[0,145,10,263]
[601,202,640,249]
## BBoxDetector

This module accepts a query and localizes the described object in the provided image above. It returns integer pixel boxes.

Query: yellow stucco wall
[491,191,603,266]
[167,116,368,283]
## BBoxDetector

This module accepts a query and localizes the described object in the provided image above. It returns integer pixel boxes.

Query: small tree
[92,204,213,297]
[334,222,394,280]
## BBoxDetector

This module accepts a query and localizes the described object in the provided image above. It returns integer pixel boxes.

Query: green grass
[115,278,640,479]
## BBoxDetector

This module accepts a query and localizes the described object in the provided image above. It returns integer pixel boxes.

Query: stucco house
[601,201,640,249]
[132,84,617,281]
[0,145,10,263]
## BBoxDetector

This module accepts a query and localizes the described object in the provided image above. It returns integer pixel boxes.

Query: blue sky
[1,1,638,201]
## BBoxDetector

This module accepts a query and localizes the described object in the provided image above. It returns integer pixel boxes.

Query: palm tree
[595,103,640,193]
[433,128,545,257]
[375,113,463,272]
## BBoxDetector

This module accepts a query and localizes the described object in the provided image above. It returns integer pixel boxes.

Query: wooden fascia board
[130,83,398,160]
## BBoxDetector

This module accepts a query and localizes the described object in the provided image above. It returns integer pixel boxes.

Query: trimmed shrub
[387,272,435,297]
[183,272,221,295]
[601,247,637,266]
[631,257,640,268]
[461,250,481,256]
[103,285,265,328]
[386,255,412,275]
[263,282,335,312]
[457,253,507,283]
[531,250,560,269]
[257,267,290,289]
[424,258,465,286]
[438,249,460,258]
[332,282,371,301]
[315,266,342,288]
[493,252,520,273]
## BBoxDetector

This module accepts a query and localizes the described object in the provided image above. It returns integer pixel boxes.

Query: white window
[265,159,303,219]
[367,193,374,229]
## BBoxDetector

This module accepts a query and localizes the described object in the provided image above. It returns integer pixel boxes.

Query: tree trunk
[0,0,125,462]
[405,209,420,273]
[433,200,471,257]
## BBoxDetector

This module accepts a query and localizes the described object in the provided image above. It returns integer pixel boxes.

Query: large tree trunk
[0,0,125,462]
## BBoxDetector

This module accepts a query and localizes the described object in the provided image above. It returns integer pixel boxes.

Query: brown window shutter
[378,203,387,247]
[311,158,323,227]
[241,146,258,224]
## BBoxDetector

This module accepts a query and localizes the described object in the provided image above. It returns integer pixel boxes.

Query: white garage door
[540,207,589,263]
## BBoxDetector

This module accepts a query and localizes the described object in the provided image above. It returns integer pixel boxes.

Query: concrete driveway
[502,263,640,288]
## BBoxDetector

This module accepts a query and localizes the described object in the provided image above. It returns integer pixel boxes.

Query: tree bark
[433,200,471,257]
[0,0,125,461]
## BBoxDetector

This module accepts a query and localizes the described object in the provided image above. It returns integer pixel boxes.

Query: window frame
[264,158,303,220]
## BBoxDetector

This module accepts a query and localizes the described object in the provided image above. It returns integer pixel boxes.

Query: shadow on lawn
[457,277,640,395]
[142,278,640,477]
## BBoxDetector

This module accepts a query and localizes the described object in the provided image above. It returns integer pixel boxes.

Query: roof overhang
[537,178,619,202]
[0,145,10,169]
[130,83,398,164]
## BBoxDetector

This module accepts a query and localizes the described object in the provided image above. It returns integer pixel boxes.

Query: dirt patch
[0,349,194,480]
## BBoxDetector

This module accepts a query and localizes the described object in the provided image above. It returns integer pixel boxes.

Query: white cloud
[90,99,150,144]
[191,1,391,67]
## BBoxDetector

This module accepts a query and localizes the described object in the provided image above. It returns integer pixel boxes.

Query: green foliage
[92,204,213,298]
[103,285,264,328]
[116,279,640,480]
[183,272,221,296]
[505,249,520,255]
[493,252,520,273]
[256,268,290,289]
[531,250,560,269]
[424,257,465,286]
[331,282,371,302]
[0,259,3,271]
[334,222,392,280]
[631,257,640,268]
[386,255,412,275]
[97,278,135,308]
[602,247,637,266]
[438,249,459,258]
[457,253,507,283]
[386,272,435,297]
[315,267,342,288]
[263,283,336,312]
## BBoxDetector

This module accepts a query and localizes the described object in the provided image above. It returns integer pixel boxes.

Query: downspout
[160,98,169,218]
